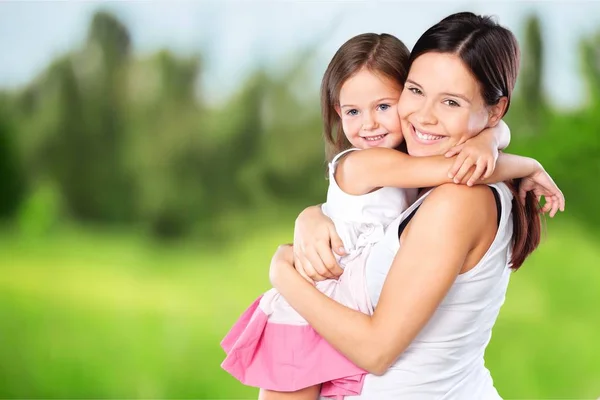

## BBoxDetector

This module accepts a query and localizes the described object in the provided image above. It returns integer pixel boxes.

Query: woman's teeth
[415,129,443,141]
[364,134,387,141]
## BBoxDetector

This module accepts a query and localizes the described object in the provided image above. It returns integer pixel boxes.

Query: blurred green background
[1,2,599,399]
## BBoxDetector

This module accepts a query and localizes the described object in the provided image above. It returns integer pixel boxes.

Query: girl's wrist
[530,158,543,175]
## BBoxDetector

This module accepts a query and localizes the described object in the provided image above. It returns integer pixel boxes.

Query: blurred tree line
[0,11,599,240]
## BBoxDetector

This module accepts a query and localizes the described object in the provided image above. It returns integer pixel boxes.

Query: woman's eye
[408,87,423,95]
[346,109,359,116]
[444,99,460,107]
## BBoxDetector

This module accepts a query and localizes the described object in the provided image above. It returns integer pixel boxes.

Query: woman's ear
[487,97,508,127]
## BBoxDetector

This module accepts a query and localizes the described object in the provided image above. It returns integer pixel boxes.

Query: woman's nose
[416,102,437,125]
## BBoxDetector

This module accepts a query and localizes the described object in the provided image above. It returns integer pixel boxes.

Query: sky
[1,0,600,109]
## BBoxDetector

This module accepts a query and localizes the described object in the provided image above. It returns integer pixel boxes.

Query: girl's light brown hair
[321,33,410,161]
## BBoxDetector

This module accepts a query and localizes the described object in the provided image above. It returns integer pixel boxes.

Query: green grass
[0,220,598,399]
[487,221,600,399]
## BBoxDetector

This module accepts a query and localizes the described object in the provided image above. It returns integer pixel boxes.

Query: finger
[293,246,301,263]
[518,184,529,204]
[459,166,477,186]
[459,165,477,185]
[445,144,463,158]
[550,197,560,218]
[519,188,527,204]
[542,203,552,214]
[328,226,347,256]
[467,159,487,186]
[304,260,328,281]
[484,158,495,179]
[448,152,468,178]
[293,248,305,273]
[548,196,558,218]
[553,195,561,215]
[306,247,334,279]
[294,258,315,284]
[298,251,327,281]
[316,241,343,278]
[454,158,475,183]
[558,191,565,212]
[541,199,552,214]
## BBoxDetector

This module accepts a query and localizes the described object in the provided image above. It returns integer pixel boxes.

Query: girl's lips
[361,133,388,147]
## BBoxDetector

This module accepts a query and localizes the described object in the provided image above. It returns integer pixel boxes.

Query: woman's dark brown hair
[409,12,540,270]
[321,33,410,161]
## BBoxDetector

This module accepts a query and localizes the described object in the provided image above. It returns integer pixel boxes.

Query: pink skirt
[221,253,373,399]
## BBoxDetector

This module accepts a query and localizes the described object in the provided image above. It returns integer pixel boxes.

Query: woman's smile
[407,123,446,144]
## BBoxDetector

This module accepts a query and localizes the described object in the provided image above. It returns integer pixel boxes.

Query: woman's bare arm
[271,184,497,374]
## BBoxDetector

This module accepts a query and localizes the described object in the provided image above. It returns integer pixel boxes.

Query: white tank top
[349,182,514,400]
[322,148,417,266]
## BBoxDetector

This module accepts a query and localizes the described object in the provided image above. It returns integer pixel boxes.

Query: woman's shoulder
[426,183,495,204]
[416,184,498,231]
[425,183,513,212]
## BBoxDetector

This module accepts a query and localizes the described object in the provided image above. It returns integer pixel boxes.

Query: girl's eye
[408,87,423,95]
[377,104,390,111]
[444,99,460,107]
[346,109,359,116]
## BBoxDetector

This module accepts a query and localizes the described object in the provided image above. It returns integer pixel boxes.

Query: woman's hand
[293,205,345,283]
[519,166,565,217]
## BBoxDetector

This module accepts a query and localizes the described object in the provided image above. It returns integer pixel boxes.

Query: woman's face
[397,52,494,157]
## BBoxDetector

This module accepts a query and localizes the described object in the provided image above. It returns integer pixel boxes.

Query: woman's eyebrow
[441,92,471,103]
[407,79,471,103]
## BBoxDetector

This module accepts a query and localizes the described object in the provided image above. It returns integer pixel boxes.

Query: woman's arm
[271,184,495,374]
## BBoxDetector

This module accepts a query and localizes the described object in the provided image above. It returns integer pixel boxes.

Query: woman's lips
[410,123,444,144]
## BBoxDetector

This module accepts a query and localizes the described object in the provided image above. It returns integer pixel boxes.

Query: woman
[269,12,559,399]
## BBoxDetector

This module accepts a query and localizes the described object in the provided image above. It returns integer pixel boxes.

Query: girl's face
[336,68,404,150]
[397,52,501,157]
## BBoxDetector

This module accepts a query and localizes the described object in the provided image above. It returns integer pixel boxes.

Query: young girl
[221,33,562,400]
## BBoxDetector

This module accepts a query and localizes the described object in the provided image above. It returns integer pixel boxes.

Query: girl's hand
[293,206,345,283]
[519,167,565,218]
[445,131,499,186]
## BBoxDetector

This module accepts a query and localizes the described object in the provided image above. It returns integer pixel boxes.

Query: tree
[520,15,545,125]
[0,99,24,219]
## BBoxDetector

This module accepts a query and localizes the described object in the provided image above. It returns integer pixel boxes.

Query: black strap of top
[398,187,502,237]
[491,187,501,227]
